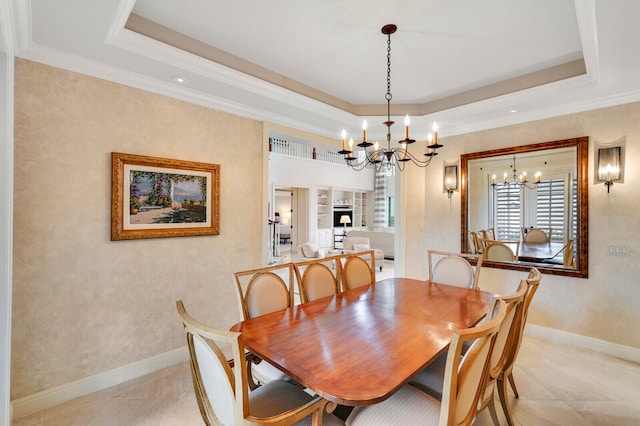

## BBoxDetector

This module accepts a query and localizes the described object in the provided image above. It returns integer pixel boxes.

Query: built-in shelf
[316,187,371,248]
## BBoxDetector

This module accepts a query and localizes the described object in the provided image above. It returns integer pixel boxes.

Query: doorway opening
[271,187,309,263]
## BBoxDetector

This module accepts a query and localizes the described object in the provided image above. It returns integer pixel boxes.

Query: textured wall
[12,60,263,399]
[406,101,640,349]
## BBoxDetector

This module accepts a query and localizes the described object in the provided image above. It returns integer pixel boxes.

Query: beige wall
[12,60,263,399]
[405,101,640,349]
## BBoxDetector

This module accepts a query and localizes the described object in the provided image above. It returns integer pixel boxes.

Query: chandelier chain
[386,34,392,102]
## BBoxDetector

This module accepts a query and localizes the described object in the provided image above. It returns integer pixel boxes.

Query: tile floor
[13,336,640,425]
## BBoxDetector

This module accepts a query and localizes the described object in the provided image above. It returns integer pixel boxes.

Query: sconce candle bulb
[600,163,620,192]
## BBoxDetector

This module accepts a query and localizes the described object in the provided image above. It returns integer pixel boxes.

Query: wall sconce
[596,143,624,193]
[443,162,459,198]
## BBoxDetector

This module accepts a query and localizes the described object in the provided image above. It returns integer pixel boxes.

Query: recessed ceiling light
[510,109,518,113]
[172,76,188,84]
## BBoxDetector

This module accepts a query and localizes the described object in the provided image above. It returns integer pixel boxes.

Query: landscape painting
[111,152,220,240]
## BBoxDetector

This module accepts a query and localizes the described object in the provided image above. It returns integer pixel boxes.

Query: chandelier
[491,155,541,190]
[339,24,443,172]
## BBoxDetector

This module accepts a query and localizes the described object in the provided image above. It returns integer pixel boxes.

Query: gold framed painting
[111,152,220,240]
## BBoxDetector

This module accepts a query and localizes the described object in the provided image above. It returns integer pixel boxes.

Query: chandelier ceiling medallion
[339,24,443,172]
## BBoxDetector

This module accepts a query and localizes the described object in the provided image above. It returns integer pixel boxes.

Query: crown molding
[575,0,600,82]
[105,19,352,125]
[17,40,350,138]
[9,0,30,53]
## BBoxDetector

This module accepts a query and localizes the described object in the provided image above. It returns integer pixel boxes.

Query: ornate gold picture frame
[111,152,220,240]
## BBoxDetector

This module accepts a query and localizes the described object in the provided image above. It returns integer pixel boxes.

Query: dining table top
[518,241,566,261]
[230,277,494,406]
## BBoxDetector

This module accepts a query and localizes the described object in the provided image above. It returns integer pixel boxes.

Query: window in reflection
[490,175,575,244]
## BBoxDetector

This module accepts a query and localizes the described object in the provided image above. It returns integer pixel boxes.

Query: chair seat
[409,351,449,400]
[250,380,344,424]
[346,385,440,425]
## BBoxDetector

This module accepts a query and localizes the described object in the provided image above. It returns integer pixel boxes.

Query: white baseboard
[525,323,640,363]
[11,346,189,420]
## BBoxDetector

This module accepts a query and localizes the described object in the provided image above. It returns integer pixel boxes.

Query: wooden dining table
[230,277,494,406]
[518,241,566,262]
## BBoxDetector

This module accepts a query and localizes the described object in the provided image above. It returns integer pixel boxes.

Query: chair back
[341,251,375,290]
[294,257,341,303]
[484,241,518,262]
[439,299,506,426]
[176,300,248,425]
[563,239,575,267]
[480,228,495,240]
[503,268,542,375]
[523,267,542,312]
[469,231,483,254]
[428,250,483,289]
[523,228,551,243]
[233,263,294,320]
[487,282,528,379]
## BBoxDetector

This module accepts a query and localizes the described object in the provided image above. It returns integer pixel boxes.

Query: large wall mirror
[461,137,588,278]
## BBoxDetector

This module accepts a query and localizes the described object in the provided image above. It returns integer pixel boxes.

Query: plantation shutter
[535,178,566,242]
[494,185,521,240]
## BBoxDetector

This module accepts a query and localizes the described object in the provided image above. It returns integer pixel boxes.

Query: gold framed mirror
[461,137,588,278]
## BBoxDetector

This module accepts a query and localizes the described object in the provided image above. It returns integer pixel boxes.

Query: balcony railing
[269,137,353,166]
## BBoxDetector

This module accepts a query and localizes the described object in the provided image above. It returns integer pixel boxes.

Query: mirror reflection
[461,137,588,278]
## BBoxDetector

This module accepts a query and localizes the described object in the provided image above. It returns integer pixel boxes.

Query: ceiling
[8,0,640,141]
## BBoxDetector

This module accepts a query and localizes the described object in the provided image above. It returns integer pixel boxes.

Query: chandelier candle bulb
[342,129,347,151]
[492,174,497,185]
[404,115,410,139]
[503,172,508,183]
[432,121,438,145]
[362,120,368,142]
[348,138,354,158]
[535,171,541,183]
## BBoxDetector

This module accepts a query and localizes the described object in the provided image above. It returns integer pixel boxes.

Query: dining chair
[469,231,483,254]
[479,228,492,240]
[176,300,343,426]
[233,263,296,388]
[563,239,575,267]
[346,300,507,426]
[410,282,526,416]
[294,257,341,303]
[340,250,376,291]
[522,227,551,243]
[484,240,519,262]
[427,250,483,289]
[496,267,542,425]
